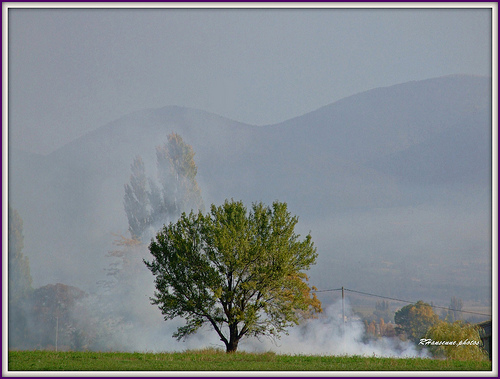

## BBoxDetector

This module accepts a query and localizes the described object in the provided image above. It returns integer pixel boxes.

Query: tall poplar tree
[8,206,33,348]
[124,156,150,239]
[123,133,204,241]
[8,206,32,301]
[151,133,203,229]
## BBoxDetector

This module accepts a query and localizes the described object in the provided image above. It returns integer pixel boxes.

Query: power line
[345,288,415,304]
[313,287,342,293]
[346,288,491,317]
[313,286,491,317]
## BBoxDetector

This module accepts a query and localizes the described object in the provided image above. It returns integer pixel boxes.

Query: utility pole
[55,315,59,352]
[342,286,345,333]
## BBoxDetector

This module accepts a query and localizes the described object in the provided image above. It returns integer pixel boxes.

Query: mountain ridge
[8,74,492,303]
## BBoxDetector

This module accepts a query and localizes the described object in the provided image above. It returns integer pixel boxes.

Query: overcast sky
[6,4,493,155]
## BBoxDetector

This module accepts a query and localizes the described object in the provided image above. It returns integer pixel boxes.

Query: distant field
[8,350,492,372]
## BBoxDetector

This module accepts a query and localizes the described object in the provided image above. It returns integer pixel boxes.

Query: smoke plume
[73,241,427,358]
[239,300,428,357]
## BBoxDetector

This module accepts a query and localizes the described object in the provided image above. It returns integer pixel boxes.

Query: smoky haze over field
[8,75,493,353]
[6,6,493,354]
[9,75,492,304]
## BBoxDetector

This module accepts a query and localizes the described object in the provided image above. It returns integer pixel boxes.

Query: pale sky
[6,4,493,154]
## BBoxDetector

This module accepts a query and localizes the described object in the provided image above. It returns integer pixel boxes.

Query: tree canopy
[424,320,488,361]
[144,199,321,352]
[394,300,439,343]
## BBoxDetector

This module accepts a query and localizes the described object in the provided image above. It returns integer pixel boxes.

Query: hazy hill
[8,74,492,306]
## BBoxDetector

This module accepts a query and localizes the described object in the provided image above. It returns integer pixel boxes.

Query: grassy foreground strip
[9,349,492,371]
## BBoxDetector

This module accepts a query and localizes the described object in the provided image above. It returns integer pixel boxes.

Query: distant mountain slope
[9,75,492,303]
[262,75,490,160]
[44,75,490,211]
[368,110,491,185]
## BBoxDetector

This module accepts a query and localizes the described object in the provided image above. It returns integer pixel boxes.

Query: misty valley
[8,75,492,357]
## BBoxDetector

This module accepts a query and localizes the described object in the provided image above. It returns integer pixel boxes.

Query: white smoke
[239,300,428,358]
[75,252,428,358]
[71,241,224,352]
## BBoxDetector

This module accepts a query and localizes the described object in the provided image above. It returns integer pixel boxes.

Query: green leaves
[425,320,489,360]
[144,199,321,352]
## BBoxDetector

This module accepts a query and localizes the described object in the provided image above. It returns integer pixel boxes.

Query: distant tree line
[8,206,88,350]
[358,298,488,360]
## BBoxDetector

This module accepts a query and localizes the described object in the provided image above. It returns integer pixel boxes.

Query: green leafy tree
[394,300,439,343]
[144,199,322,353]
[424,320,488,361]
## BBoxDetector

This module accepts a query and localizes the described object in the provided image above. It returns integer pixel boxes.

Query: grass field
[8,349,492,372]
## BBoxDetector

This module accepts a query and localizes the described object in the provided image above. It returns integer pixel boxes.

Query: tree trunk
[225,323,239,353]
[226,339,239,353]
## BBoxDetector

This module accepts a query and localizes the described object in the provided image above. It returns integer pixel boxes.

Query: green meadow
[8,349,492,372]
